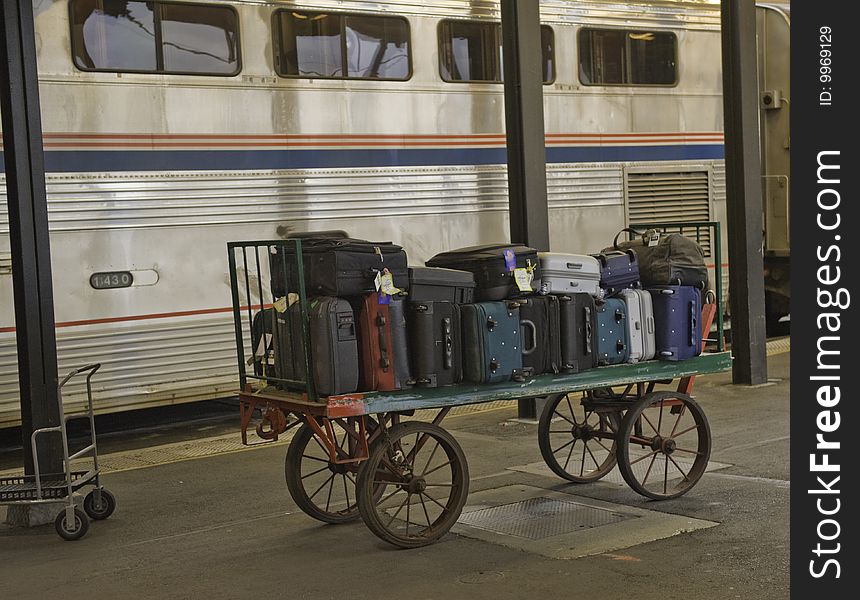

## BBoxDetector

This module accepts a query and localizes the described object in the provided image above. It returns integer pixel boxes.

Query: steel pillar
[720,0,768,384]
[0,0,63,474]
[501,0,550,418]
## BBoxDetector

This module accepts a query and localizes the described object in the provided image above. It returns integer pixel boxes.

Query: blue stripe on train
[0,144,725,173]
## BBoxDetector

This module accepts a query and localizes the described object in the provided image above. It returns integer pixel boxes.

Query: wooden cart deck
[240,351,732,418]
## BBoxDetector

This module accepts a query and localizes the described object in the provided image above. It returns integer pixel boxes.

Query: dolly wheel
[55,508,90,541]
[84,489,116,520]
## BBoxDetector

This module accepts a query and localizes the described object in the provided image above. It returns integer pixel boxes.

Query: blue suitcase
[461,301,524,383]
[592,250,640,296]
[648,285,702,361]
[595,298,630,365]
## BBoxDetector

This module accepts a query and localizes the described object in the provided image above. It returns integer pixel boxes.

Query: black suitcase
[558,294,598,373]
[273,297,359,396]
[271,238,408,297]
[425,244,541,301]
[408,267,476,303]
[517,296,562,376]
[406,301,463,387]
[388,295,413,389]
[250,308,277,379]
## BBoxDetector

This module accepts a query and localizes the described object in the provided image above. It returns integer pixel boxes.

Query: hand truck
[0,364,116,540]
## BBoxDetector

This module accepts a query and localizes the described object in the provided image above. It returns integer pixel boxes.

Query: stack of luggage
[253,228,710,397]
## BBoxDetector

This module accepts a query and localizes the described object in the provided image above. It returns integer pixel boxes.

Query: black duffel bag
[270,237,408,297]
[425,243,541,301]
[604,228,708,289]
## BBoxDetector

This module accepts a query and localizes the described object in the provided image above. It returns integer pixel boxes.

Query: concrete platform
[0,350,790,600]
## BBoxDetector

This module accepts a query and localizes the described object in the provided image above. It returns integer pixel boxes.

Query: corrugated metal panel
[625,169,712,255]
[0,165,623,233]
[0,316,241,427]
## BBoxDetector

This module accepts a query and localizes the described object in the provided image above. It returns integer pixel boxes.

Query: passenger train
[0,0,790,427]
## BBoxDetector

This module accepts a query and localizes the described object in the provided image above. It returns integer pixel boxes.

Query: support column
[720,0,768,384]
[501,0,550,418]
[1,0,63,479]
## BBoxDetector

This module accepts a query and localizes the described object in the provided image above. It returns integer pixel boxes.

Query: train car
[0,0,789,427]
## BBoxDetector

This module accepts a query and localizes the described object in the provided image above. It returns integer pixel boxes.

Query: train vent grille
[625,170,712,256]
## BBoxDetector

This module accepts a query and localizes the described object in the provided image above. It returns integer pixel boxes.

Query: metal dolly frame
[228,222,730,549]
[0,364,116,540]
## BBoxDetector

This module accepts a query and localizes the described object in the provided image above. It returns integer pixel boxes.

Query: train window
[578,28,677,86]
[439,20,555,84]
[69,0,240,76]
[273,11,411,80]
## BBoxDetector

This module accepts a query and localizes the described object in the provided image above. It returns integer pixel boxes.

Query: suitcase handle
[566,262,583,270]
[487,316,497,331]
[376,314,390,370]
[646,315,654,335]
[584,306,593,355]
[616,340,626,353]
[660,288,675,295]
[689,301,698,347]
[520,319,537,355]
[614,309,624,323]
[442,317,453,369]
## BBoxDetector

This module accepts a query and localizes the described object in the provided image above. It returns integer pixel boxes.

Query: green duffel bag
[604,228,708,289]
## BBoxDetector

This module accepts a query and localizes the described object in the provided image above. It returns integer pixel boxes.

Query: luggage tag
[273,296,288,313]
[375,268,400,304]
[645,229,661,247]
[514,268,532,292]
[503,249,517,272]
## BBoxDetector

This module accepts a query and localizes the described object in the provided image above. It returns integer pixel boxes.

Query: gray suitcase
[274,297,359,396]
[538,252,602,297]
[619,289,656,363]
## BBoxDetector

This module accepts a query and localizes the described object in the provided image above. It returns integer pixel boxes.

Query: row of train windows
[69,0,678,86]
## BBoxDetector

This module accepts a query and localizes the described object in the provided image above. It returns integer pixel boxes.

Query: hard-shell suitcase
[558,294,598,373]
[273,297,359,396]
[517,296,561,376]
[538,253,602,297]
[406,301,463,387]
[595,298,630,366]
[426,244,541,301]
[619,289,656,363]
[592,250,640,296]
[354,294,398,392]
[461,301,524,383]
[388,295,412,389]
[271,238,408,298]
[408,267,476,303]
[648,285,702,361]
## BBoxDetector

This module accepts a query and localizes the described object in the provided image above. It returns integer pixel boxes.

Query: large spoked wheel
[617,391,711,500]
[357,421,469,548]
[285,419,375,524]
[538,393,621,483]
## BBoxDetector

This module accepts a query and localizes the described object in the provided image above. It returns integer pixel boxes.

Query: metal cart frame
[227,222,731,548]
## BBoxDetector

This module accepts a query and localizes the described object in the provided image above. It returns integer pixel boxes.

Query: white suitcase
[619,289,656,362]
[538,252,602,297]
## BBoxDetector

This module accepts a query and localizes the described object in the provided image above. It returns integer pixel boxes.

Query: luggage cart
[0,364,116,540]
[227,223,730,548]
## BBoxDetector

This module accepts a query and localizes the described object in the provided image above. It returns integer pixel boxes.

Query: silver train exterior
[0,0,789,427]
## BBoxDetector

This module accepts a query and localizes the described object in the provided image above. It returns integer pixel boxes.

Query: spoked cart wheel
[285,417,379,524]
[538,392,622,483]
[356,421,469,548]
[616,391,711,500]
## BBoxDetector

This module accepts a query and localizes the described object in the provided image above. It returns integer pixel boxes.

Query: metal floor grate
[457,497,632,540]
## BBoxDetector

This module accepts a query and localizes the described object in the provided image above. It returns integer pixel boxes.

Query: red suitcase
[354,294,398,392]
